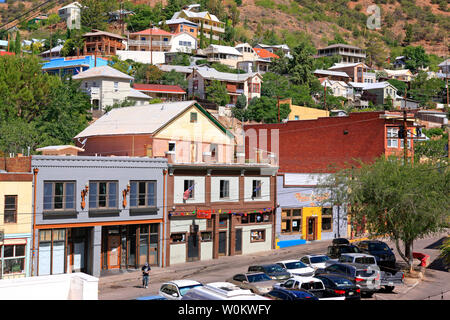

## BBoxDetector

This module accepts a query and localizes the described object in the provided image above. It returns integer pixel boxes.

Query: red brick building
[244,111,416,173]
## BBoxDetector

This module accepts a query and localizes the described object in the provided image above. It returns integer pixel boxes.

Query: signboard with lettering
[197,210,212,219]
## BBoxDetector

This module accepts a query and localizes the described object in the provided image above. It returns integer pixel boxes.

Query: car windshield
[355,257,376,265]
[332,278,355,287]
[247,273,272,282]
[310,256,330,263]
[284,261,307,269]
[368,243,389,251]
[340,246,359,253]
[264,265,285,273]
[179,284,203,296]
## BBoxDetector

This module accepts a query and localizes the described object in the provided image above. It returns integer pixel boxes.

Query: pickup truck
[338,253,404,292]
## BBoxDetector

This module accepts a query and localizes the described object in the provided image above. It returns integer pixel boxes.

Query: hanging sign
[197,210,212,219]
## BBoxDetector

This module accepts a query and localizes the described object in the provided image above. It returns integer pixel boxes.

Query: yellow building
[281,98,329,121]
[0,157,33,279]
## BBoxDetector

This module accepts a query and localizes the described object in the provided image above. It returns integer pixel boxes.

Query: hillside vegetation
[0,0,448,62]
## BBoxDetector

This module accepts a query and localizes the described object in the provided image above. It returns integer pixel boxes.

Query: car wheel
[384,286,395,293]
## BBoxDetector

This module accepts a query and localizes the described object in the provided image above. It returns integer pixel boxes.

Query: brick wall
[0,156,32,173]
[244,112,387,173]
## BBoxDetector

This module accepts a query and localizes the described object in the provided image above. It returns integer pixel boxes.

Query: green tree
[80,0,118,30]
[134,64,163,84]
[335,156,450,271]
[409,71,445,106]
[402,46,431,73]
[205,80,229,106]
[161,70,188,90]
[14,31,21,55]
[0,55,91,153]
[245,96,290,123]
[235,93,247,109]
[287,42,316,87]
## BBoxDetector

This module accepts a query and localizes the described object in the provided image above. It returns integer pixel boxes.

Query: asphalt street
[98,232,449,300]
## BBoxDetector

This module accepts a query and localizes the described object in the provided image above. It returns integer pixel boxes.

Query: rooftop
[130,27,174,36]
[253,47,279,59]
[133,83,186,94]
[72,65,133,80]
[83,29,125,40]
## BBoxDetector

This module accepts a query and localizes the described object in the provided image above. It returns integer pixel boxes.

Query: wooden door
[218,231,227,256]
[107,235,121,269]
[235,229,242,255]
[187,233,200,262]
[306,217,317,241]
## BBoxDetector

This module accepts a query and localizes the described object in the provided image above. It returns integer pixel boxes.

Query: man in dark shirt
[142,262,151,288]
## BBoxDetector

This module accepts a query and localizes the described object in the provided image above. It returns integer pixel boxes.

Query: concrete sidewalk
[98,237,334,289]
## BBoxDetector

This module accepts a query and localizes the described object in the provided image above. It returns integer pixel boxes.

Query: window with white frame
[219,180,230,199]
[0,244,26,277]
[387,127,398,148]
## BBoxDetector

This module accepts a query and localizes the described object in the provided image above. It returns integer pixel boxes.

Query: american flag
[183,184,195,200]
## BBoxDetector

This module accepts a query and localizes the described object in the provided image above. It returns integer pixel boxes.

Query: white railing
[128,40,171,47]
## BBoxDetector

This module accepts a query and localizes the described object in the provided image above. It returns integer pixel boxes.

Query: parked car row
[141,239,404,300]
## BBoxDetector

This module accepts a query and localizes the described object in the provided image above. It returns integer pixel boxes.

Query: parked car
[300,254,332,270]
[248,264,291,281]
[226,272,278,295]
[181,282,270,300]
[264,287,319,300]
[158,280,203,300]
[314,274,361,300]
[326,244,360,259]
[339,253,404,292]
[355,240,397,271]
[134,295,167,300]
[314,262,381,297]
[274,275,326,298]
[276,260,315,277]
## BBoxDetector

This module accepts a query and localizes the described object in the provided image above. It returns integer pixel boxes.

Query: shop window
[4,195,17,223]
[1,244,26,276]
[89,181,118,209]
[130,181,156,207]
[43,181,75,211]
[241,212,266,224]
[170,233,186,243]
[250,229,265,242]
[38,229,66,276]
[281,209,302,234]
[201,232,212,242]
[219,217,228,228]
[219,180,230,199]
[322,208,333,232]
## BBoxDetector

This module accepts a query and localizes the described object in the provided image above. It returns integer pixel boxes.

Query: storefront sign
[197,210,212,219]
[294,192,330,206]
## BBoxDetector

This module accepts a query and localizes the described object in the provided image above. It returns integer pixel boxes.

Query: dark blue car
[264,287,319,301]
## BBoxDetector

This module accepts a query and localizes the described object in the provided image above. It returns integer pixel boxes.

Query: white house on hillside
[58,2,81,29]
[73,65,150,111]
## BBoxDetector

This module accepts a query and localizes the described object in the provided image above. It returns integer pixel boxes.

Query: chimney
[165,151,176,163]
[236,152,245,164]
[202,152,212,163]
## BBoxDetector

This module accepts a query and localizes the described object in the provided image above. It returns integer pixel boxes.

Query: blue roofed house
[41,55,109,76]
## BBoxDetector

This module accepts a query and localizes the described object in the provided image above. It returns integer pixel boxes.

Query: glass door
[139,225,149,266]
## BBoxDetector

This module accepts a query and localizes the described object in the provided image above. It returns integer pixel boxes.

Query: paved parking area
[98,233,449,300]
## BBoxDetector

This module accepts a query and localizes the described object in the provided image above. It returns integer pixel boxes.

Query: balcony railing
[128,40,171,47]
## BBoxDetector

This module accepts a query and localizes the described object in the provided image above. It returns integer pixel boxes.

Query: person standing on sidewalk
[142,262,151,288]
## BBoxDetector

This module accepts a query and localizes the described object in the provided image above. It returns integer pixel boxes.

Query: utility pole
[150,21,153,65]
[324,83,327,111]
[446,58,449,107]
[277,95,280,123]
[402,88,408,165]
